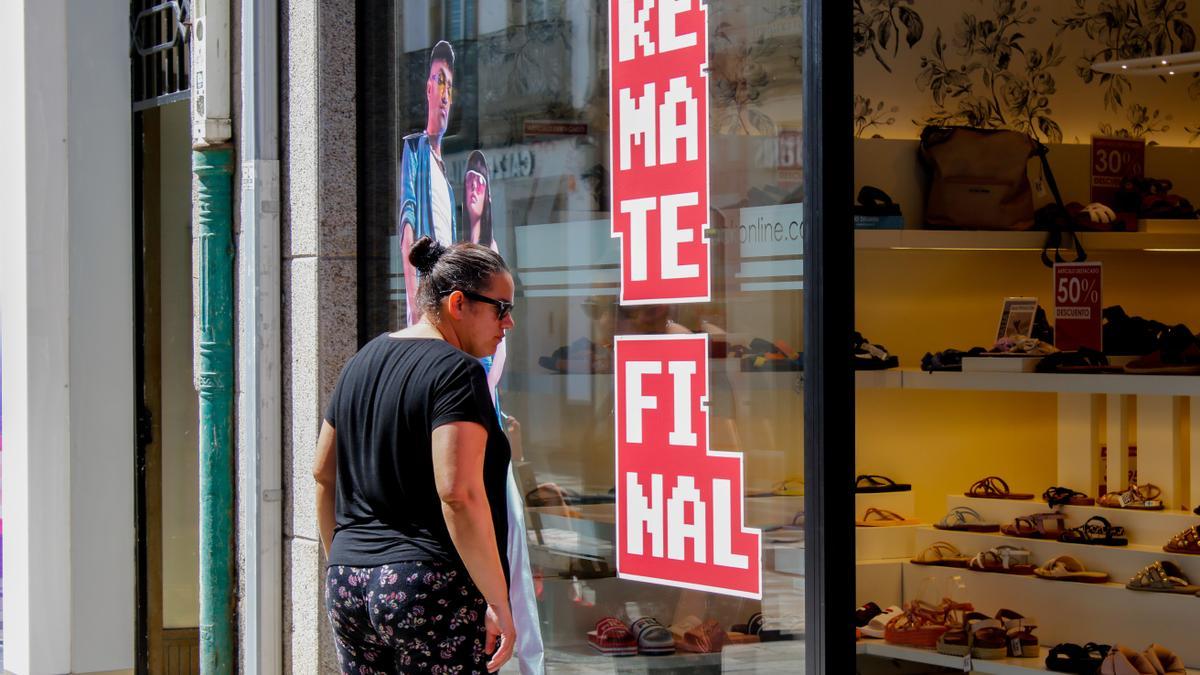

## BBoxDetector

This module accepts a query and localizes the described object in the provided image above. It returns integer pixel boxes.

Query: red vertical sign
[609,0,711,304]
[610,1,757,600]
[1054,262,1103,352]
[615,335,761,598]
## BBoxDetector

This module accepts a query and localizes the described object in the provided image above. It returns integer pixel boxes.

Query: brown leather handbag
[919,126,1039,230]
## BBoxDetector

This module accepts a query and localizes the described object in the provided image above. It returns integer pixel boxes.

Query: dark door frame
[803,0,856,672]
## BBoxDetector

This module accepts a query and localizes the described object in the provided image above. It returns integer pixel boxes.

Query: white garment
[430,157,454,245]
[506,465,545,674]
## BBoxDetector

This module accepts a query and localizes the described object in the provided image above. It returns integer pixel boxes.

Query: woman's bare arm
[313,421,338,557]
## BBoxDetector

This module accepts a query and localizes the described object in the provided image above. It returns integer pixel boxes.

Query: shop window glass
[360,2,807,669]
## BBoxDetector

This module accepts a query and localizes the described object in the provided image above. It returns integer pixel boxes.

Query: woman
[314,236,517,674]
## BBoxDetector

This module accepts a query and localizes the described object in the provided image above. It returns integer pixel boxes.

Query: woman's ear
[443,289,466,320]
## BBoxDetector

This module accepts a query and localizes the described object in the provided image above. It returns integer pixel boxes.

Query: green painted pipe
[194,146,236,674]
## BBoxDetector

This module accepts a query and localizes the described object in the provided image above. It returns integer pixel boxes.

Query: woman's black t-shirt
[324,334,511,583]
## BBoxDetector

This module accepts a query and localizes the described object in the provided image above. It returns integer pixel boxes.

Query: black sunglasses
[445,289,514,320]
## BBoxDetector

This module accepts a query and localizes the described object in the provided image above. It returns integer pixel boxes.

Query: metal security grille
[131,0,191,111]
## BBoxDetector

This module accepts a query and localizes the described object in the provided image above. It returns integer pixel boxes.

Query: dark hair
[409,236,509,319]
[464,150,493,246]
[430,40,455,76]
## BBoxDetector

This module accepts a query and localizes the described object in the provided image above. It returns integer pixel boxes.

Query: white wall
[0,0,135,672]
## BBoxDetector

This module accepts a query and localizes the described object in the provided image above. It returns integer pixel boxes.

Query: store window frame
[353,1,857,671]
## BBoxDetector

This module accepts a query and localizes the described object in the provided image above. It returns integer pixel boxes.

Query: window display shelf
[858,640,1200,675]
[855,229,1200,252]
[855,368,1200,396]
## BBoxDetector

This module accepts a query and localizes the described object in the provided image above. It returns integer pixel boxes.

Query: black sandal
[1057,515,1127,546]
[1046,642,1111,673]
[1042,486,1095,508]
[855,474,911,493]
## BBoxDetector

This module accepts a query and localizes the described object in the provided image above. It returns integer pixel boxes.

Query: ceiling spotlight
[1093,51,1200,75]
[1122,64,1128,69]
[1161,59,1169,65]
[1169,70,1176,75]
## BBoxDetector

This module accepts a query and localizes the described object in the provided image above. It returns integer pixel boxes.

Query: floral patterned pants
[324,561,489,674]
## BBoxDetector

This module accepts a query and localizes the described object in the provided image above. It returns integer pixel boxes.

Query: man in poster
[400,40,458,326]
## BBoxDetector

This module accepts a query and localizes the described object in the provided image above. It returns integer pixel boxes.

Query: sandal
[968,546,1035,575]
[1100,645,1158,675]
[855,474,911,493]
[883,600,951,648]
[936,612,1008,660]
[860,605,903,639]
[854,332,900,370]
[1057,515,1128,546]
[1163,524,1200,555]
[1143,644,1187,674]
[588,617,638,656]
[934,505,1000,532]
[995,609,1039,658]
[1033,555,1109,583]
[677,618,726,653]
[966,476,1034,500]
[1098,483,1164,510]
[1043,486,1095,507]
[911,541,970,568]
[1126,560,1200,594]
[855,507,920,527]
[1046,642,1111,673]
[630,617,676,655]
[1001,512,1068,539]
[1035,348,1122,374]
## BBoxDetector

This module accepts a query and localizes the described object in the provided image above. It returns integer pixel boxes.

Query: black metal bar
[131,106,150,675]
[802,0,855,672]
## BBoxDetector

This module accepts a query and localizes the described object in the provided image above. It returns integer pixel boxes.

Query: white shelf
[858,640,1200,674]
[901,563,1200,669]
[855,229,1200,252]
[853,368,1200,396]
[900,368,1200,396]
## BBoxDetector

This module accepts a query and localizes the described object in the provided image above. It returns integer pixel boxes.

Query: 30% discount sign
[1053,262,1103,351]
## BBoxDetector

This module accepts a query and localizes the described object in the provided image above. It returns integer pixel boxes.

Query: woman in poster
[464,149,546,675]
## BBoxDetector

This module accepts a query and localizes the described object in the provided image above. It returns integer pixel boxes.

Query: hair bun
[409,236,446,275]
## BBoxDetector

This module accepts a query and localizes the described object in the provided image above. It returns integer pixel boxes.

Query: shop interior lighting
[1092,51,1200,75]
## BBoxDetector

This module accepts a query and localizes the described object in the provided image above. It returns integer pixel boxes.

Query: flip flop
[966,476,1034,500]
[1032,555,1109,583]
[911,541,970,568]
[855,507,920,527]
[1125,560,1200,594]
[855,474,911,493]
[934,505,1000,532]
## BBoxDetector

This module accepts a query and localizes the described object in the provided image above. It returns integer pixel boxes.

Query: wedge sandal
[855,507,920,527]
[1100,645,1158,675]
[1057,515,1128,546]
[1163,524,1200,555]
[883,600,951,649]
[1033,555,1109,583]
[936,613,1007,660]
[934,505,1000,532]
[860,605,902,639]
[1126,560,1200,594]
[1098,482,1164,510]
[1001,512,1068,539]
[911,541,970,568]
[966,476,1034,500]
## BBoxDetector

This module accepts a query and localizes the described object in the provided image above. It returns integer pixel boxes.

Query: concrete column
[281,0,358,672]
[0,0,135,672]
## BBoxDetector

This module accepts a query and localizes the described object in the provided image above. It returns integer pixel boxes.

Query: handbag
[919,125,1086,265]
[919,126,1039,230]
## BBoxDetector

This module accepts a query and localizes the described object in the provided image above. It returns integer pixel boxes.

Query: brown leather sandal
[1163,524,1200,555]
[966,476,1033,500]
[1000,512,1067,539]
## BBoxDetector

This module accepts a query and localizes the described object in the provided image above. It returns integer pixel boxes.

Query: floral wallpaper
[854,0,1200,146]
